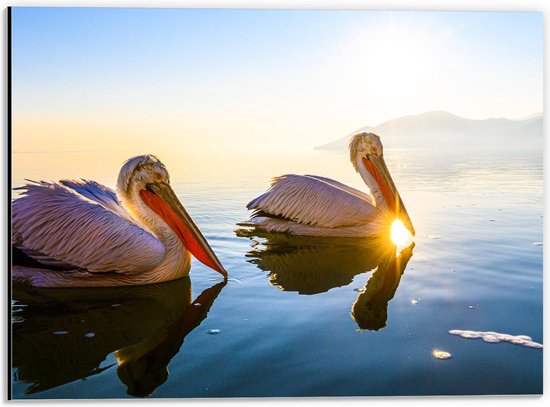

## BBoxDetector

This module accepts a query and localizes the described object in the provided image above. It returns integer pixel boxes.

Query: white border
[1,1,547,406]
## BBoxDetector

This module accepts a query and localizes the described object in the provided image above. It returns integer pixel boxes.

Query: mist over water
[11,144,543,398]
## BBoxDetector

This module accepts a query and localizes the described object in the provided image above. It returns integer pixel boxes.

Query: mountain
[316,111,543,150]
[518,112,542,121]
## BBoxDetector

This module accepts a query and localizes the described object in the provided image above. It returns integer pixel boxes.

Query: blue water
[11,146,543,398]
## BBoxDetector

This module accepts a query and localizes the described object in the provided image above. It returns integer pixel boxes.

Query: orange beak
[362,155,415,236]
[140,183,228,278]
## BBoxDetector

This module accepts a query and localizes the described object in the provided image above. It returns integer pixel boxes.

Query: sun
[335,18,447,121]
[391,219,413,247]
[361,26,435,98]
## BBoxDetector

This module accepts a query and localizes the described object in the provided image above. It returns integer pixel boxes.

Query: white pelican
[12,154,227,288]
[240,133,415,237]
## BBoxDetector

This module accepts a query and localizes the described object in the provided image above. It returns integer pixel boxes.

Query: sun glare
[391,219,412,247]
[335,19,450,120]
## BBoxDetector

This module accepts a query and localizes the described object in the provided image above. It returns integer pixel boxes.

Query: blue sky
[11,8,543,152]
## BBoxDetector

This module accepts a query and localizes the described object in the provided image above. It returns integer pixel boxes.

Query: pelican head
[117,154,227,278]
[349,133,415,235]
[117,154,170,196]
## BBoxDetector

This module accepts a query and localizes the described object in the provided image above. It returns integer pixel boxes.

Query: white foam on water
[532,241,543,246]
[454,330,483,339]
[449,330,542,349]
[510,337,527,345]
[524,342,543,349]
[495,333,514,341]
[515,335,533,341]
[432,349,452,360]
[482,335,501,343]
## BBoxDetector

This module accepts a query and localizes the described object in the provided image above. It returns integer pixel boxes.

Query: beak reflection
[12,277,226,397]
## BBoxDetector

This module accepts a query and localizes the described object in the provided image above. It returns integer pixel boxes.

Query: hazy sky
[11,8,543,153]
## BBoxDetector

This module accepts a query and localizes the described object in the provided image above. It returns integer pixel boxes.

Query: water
[10,145,543,398]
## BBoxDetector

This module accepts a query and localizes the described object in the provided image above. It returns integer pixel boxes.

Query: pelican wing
[305,175,374,202]
[247,174,380,228]
[59,179,136,223]
[12,180,165,274]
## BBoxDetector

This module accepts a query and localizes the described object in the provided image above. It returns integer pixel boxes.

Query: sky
[11,8,543,154]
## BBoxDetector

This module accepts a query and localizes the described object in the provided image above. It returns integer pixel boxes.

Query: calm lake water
[10,145,543,398]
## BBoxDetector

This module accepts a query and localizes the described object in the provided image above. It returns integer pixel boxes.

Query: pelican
[240,133,415,237]
[11,154,227,288]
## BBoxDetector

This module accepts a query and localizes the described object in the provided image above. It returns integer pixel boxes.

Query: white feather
[239,216,388,237]
[59,179,136,223]
[12,180,165,274]
[247,174,381,229]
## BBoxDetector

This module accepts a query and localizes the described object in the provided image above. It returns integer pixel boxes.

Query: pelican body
[240,133,415,237]
[12,155,227,288]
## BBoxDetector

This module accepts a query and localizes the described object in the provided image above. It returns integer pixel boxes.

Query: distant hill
[518,112,543,121]
[316,111,543,150]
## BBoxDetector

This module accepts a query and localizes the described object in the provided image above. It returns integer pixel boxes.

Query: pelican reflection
[12,277,225,397]
[351,243,413,330]
[239,230,414,330]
